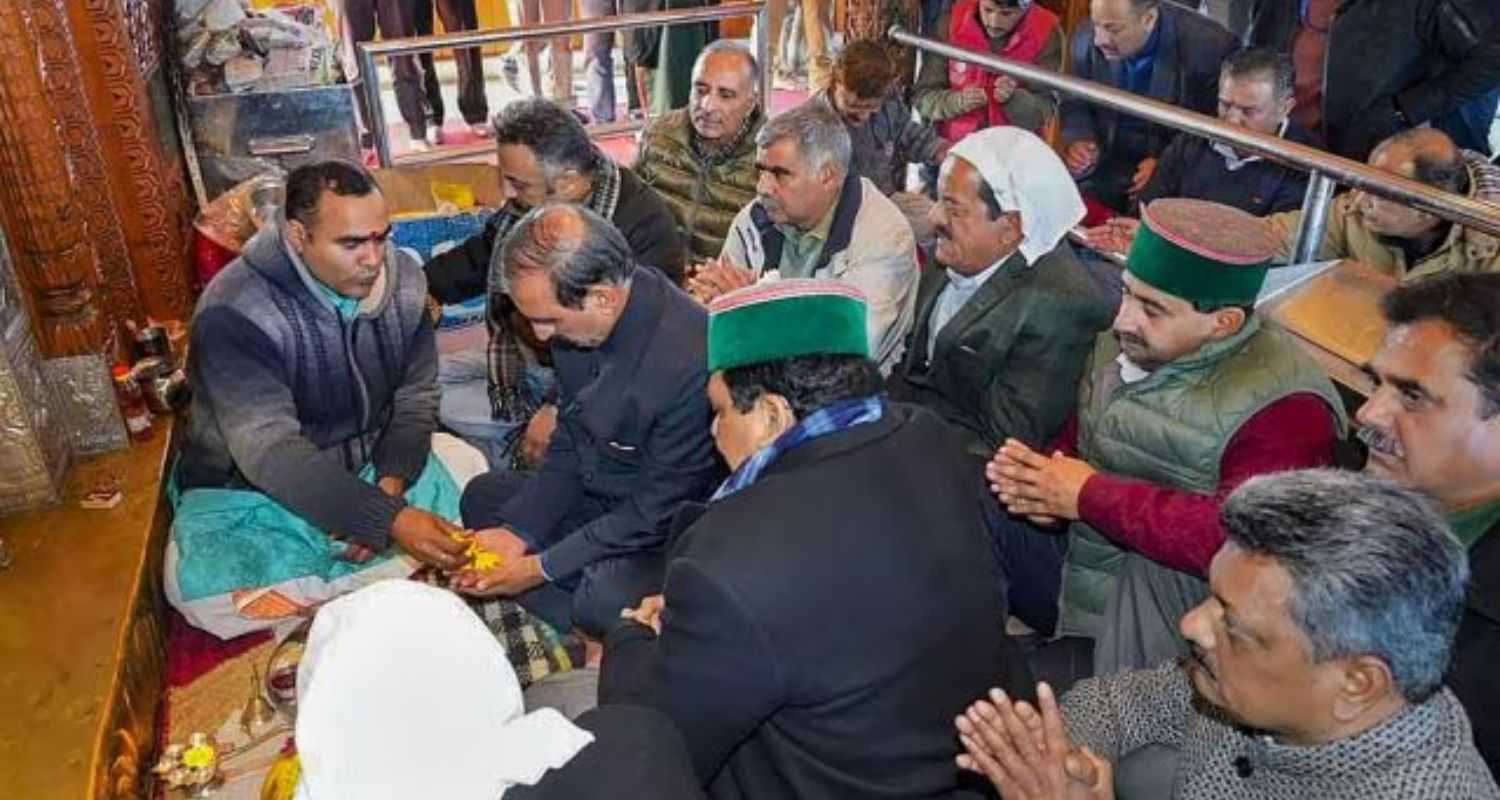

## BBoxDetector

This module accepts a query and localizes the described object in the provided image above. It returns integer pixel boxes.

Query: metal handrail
[888,26,1500,251]
[358,2,770,167]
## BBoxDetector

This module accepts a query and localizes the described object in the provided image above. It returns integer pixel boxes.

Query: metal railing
[358,2,769,167]
[888,26,1500,255]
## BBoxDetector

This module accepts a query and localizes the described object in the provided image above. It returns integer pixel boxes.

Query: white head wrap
[947,127,1086,266]
[293,580,594,800]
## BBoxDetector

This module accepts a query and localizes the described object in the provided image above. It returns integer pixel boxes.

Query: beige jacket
[1266,151,1500,282]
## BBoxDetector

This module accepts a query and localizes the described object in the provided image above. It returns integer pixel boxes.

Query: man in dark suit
[888,127,1114,463]
[1060,0,1236,213]
[425,99,688,468]
[454,204,721,638]
[603,279,1030,798]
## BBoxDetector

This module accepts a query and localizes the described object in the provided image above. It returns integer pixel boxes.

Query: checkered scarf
[485,151,623,424]
[712,394,885,501]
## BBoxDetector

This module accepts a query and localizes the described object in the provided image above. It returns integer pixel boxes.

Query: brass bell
[241,665,278,737]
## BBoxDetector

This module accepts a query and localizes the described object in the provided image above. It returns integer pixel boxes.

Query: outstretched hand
[389,507,467,570]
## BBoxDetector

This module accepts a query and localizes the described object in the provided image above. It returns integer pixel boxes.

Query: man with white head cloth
[293,580,702,799]
[889,127,1115,467]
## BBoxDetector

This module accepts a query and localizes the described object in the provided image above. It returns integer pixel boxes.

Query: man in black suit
[603,279,1030,798]
[454,204,721,638]
[1060,0,1236,213]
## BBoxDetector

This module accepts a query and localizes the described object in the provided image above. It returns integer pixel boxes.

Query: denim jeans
[437,348,554,469]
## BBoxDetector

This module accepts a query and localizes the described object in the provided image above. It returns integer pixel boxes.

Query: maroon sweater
[1055,392,1338,576]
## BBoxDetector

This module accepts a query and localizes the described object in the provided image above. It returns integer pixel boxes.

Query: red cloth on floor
[1050,392,1339,577]
[163,607,273,688]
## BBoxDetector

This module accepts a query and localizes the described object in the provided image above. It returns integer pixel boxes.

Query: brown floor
[0,423,174,799]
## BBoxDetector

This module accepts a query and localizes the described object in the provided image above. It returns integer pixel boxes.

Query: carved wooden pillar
[66,0,196,323]
[0,3,111,358]
[0,0,193,455]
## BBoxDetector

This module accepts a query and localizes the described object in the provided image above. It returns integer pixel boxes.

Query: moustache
[1115,331,1146,350]
[1356,425,1406,460]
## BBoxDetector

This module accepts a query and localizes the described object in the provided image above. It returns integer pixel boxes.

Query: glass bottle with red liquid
[112,363,154,442]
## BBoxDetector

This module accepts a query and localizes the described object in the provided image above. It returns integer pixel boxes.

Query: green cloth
[1448,501,1500,549]
[1127,198,1280,308]
[707,281,870,371]
[170,453,461,601]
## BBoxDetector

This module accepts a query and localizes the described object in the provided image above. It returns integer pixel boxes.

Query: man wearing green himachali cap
[983,198,1346,686]
[604,278,1027,798]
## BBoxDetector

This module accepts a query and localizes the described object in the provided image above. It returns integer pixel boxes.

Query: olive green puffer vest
[1055,317,1346,641]
[634,108,763,262]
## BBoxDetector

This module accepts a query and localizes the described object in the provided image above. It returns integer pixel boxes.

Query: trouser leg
[516,0,546,96]
[757,0,786,74]
[542,0,574,104]
[341,0,379,138]
[436,0,490,123]
[571,553,664,638]
[410,0,445,127]
[376,0,429,139]
[581,0,618,121]
[800,0,831,89]
[983,495,1069,636]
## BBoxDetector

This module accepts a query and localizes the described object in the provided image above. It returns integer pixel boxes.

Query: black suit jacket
[603,404,1032,799]
[889,243,1115,458]
[499,267,722,579]
[1449,519,1500,778]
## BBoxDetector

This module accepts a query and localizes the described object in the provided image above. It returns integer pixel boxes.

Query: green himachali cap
[1127,198,1284,308]
[707,279,870,371]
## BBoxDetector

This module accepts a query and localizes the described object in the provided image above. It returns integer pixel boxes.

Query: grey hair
[697,40,761,97]
[492,98,601,185]
[1221,47,1294,102]
[755,102,851,177]
[1220,469,1469,703]
[498,204,635,308]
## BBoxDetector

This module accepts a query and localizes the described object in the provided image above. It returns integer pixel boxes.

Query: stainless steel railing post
[756,2,771,106]
[1292,172,1338,264]
[359,47,394,168]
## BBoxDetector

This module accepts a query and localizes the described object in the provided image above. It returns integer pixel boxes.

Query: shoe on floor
[422,127,445,148]
[469,122,493,138]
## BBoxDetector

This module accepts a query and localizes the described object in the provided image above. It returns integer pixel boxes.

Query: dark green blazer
[887,240,1115,458]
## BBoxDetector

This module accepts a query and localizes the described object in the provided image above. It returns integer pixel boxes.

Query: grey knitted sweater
[1063,662,1499,799]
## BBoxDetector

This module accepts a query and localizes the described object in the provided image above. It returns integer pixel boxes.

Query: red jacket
[939,0,1059,141]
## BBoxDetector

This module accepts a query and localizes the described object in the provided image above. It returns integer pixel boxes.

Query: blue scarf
[712,395,885,501]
